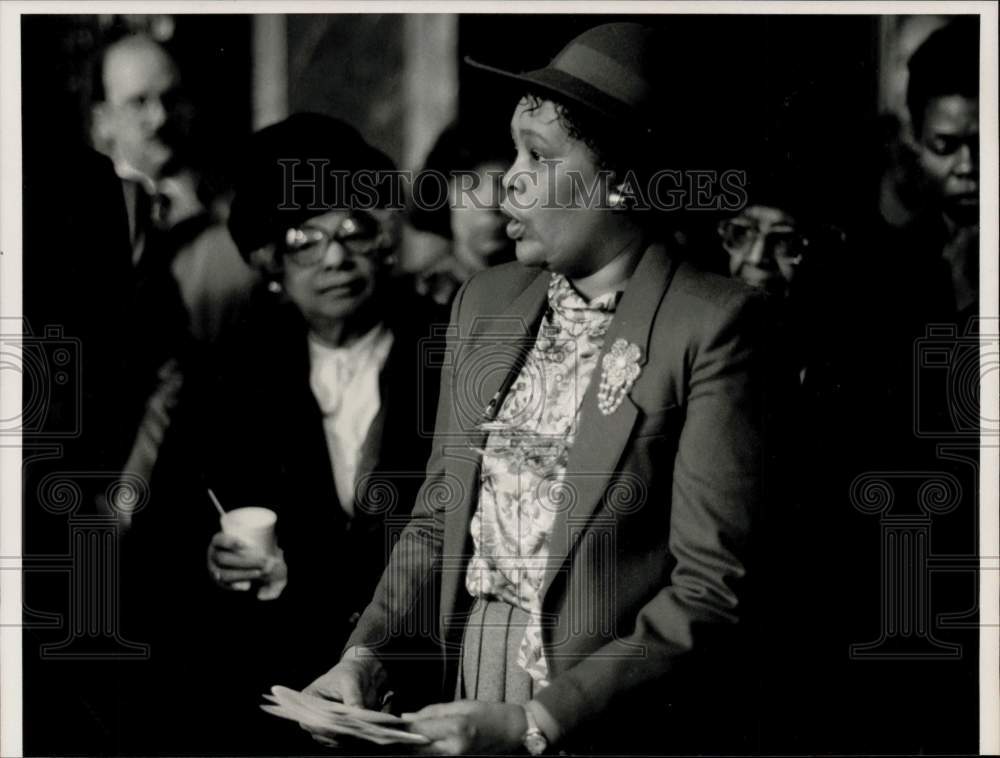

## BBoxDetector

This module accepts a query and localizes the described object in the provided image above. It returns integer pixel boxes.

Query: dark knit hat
[228,113,398,258]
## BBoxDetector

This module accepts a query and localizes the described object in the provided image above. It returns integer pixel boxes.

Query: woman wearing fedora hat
[303,23,769,755]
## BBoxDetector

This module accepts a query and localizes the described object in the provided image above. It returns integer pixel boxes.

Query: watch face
[524,730,548,756]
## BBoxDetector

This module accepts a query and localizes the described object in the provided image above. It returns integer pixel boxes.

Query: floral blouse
[465,273,619,688]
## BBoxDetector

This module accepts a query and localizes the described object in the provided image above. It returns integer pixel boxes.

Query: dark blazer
[347,243,768,753]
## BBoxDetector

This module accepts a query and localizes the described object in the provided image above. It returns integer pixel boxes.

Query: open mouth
[500,206,526,241]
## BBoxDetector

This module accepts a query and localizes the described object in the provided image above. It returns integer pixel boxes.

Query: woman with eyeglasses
[719,206,810,297]
[301,24,771,756]
[715,155,848,301]
[128,113,444,755]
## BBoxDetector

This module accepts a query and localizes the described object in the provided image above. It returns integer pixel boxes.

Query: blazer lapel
[541,243,678,598]
[470,272,550,422]
[439,270,550,636]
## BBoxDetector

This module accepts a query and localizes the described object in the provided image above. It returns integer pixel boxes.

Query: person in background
[903,17,979,321]
[793,20,981,754]
[720,202,808,300]
[90,31,256,340]
[90,32,258,519]
[716,165,848,384]
[409,120,515,305]
[846,18,979,457]
[128,113,444,755]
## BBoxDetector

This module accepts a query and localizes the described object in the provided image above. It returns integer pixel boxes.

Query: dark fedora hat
[465,22,664,134]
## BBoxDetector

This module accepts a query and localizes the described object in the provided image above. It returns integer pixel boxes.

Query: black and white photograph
[1,3,997,756]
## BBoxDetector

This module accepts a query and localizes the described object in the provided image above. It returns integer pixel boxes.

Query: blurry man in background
[91,32,256,341]
[90,33,257,515]
[92,33,200,247]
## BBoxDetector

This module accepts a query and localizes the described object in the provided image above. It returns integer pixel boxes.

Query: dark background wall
[286,14,407,164]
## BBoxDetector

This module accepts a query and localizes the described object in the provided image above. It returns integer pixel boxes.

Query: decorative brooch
[597,338,642,416]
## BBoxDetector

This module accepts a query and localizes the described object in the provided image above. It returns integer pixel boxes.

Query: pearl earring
[267,280,283,294]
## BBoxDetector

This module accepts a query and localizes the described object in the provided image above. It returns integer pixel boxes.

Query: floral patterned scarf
[465,272,619,688]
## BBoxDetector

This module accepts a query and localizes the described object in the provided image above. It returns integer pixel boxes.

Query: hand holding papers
[261,685,430,746]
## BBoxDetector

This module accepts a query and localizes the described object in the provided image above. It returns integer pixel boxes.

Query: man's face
[916,94,979,225]
[96,39,189,180]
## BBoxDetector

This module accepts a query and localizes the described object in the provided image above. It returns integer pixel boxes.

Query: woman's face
[281,210,384,329]
[501,97,614,278]
[722,205,802,295]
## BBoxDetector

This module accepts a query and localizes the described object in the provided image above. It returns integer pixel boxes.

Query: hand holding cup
[207,506,287,600]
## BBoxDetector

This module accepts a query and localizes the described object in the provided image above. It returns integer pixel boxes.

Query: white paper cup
[220,507,278,555]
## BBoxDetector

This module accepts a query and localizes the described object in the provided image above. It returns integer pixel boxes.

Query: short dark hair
[522,91,635,183]
[906,19,978,136]
[520,90,668,230]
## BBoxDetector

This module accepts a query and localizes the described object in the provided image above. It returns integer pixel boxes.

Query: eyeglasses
[717,218,809,266]
[283,213,388,267]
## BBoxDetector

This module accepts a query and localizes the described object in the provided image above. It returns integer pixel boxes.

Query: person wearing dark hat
[302,23,770,755]
[716,163,845,324]
[127,113,444,754]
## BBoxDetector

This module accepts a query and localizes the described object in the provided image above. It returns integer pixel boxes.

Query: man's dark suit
[347,243,768,753]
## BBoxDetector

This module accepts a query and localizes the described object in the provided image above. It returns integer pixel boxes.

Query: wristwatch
[522,702,549,755]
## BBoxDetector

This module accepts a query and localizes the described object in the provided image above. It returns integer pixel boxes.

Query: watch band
[522,702,549,756]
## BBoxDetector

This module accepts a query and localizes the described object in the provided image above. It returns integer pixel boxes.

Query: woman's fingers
[406,709,475,755]
[214,567,261,585]
[407,716,460,741]
[209,532,246,551]
[211,547,268,570]
[206,532,266,591]
[410,718,464,755]
[404,700,524,754]
[302,665,368,708]
[401,701,473,722]
[216,566,261,581]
